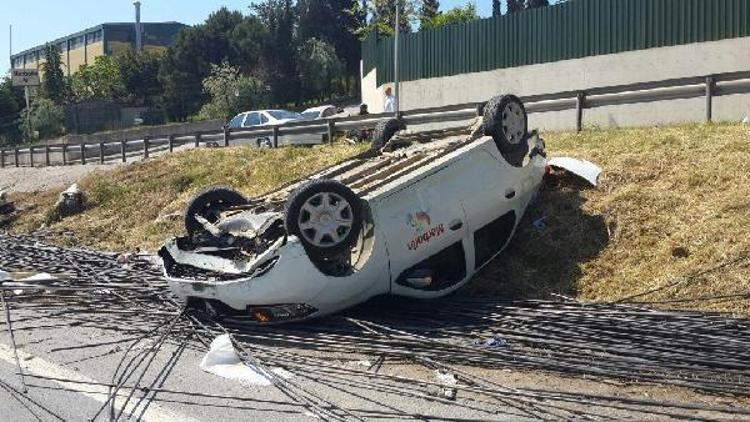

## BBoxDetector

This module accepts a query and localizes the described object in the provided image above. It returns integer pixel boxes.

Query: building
[10,22,187,76]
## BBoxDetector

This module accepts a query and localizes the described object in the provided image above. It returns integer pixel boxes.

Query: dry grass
[8,143,369,251]
[6,123,750,313]
[471,123,750,314]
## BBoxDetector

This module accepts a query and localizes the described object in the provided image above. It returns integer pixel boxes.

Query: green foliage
[357,0,417,37]
[23,98,65,140]
[527,0,550,8]
[297,0,362,78]
[296,38,344,100]
[420,0,440,27]
[253,0,299,105]
[506,0,525,13]
[116,50,163,107]
[421,2,478,30]
[493,0,502,16]
[0,78,24,145]
[198,63,269,121]
[69,56,125,101]
[40,45,68,104]
[159,8,268,120]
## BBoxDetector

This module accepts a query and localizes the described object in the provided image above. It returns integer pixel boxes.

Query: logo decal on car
[407,211,444,250]
[407,211,432,233]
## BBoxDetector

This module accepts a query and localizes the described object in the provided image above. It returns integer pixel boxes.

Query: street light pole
[394,1,400,115]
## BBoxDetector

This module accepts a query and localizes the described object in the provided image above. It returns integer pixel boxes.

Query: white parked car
[227,109,304,129]
[161,95,548,323]
[227,109,321,147]
[301,105,344,120]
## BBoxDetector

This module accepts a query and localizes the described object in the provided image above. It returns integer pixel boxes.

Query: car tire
[185,186,248,236]
[285,179,363,257]
[483,94,528,153]
[372,119,404,150]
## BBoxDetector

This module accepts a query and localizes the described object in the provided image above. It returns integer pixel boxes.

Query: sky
[1,0,493,74]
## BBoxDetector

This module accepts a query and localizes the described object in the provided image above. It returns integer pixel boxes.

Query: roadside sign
[11,69,40,87]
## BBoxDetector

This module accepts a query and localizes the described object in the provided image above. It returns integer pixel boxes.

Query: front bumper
[160,236,391,319]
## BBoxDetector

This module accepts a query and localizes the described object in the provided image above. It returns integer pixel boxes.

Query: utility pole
[133,1,143,53]
[394,0,400,115]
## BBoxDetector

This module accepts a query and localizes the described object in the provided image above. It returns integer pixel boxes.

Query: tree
[40,45,68,104]
[69,56,124,102]
[421,2,478,30]
[526,0,550,8]
[254,0,299,105]
[506,0,524,13]
[116,50,163,107]
[23,98,64,140]
[296,38,344,101]
[492,0,502,16]
[360,0,416,36]
[159,8,267,120]
[198,63,269,121]
[297,0,362,88]
[0,78,24,145]
[420,0,440,28]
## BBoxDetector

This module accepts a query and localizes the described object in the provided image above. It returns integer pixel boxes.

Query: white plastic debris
[200,334,290,386]
[433,370,458,400]
[548,157,602,187]
[434,370,457,386]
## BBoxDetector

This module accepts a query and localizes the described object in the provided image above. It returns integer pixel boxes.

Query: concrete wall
[362,36,750,131]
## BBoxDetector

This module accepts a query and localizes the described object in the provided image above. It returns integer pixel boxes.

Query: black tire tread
[482,94,528,153]
[372,119,403,150]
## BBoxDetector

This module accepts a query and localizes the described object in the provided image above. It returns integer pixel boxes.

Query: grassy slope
[8,124,750,313]
[10,144,369,251]
[471,123,750,314]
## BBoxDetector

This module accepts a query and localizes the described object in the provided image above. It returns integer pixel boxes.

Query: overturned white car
[159,95,548,323]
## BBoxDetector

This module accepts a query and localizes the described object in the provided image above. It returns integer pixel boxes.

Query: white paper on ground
[200,334,291,386]
[548,157,602,187]
[434,370,457,386]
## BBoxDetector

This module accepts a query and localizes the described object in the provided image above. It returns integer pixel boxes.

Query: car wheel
[284,179,363,257]
[483,94,528,153]
[185,186,248,236]
[372,119,404,150]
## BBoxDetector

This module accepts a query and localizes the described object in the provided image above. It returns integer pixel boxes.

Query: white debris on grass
[200,334,291,386]
[548,157,602,187]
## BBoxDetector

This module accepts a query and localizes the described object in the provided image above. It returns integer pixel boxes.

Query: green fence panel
[362,0,750,87]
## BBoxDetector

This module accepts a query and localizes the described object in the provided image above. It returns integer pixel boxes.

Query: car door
[377,159,471,298]
[461,146,528,271]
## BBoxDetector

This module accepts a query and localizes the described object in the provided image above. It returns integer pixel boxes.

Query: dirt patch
[0,164,117,193]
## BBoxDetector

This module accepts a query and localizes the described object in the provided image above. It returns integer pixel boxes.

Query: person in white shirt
[384,87,398,113]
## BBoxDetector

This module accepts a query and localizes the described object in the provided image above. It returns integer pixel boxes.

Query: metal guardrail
[2,70,750,168]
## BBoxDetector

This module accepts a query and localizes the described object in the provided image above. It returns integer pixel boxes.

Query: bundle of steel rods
[1,234,749,421]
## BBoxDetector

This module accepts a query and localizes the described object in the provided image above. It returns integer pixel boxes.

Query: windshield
[268,110,303,121]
